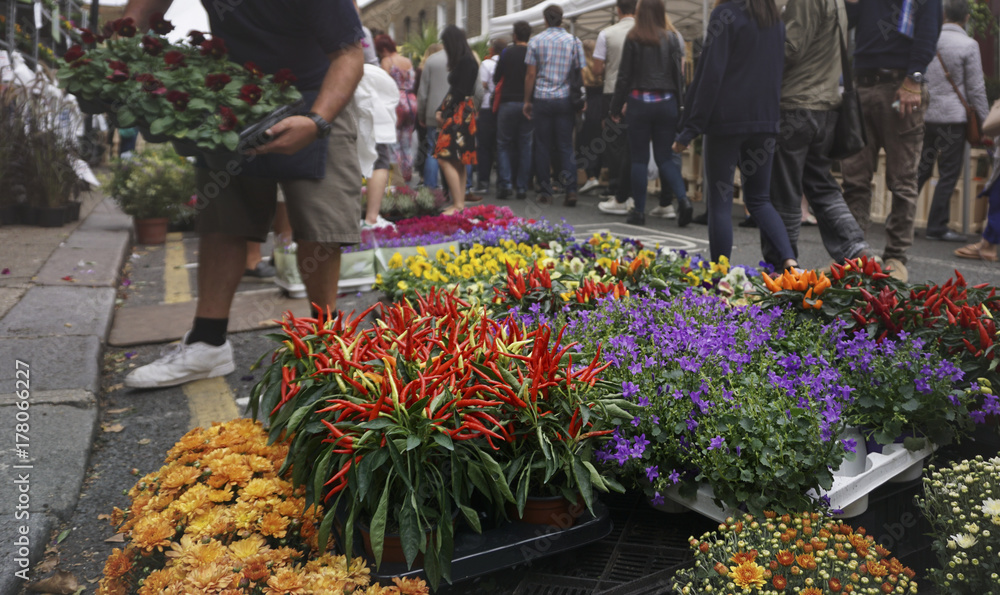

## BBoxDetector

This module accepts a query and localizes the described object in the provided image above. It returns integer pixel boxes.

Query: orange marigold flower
[730,549,758,564]
[103,548,133,578]
[772,574,787,590]
[796,553,817,569]
[776,550,795,566]
[730,561,766,590]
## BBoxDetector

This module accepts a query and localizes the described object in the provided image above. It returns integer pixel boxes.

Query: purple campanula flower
[708,435,724,450]
[646,465,659,482]
[650,492,665,506]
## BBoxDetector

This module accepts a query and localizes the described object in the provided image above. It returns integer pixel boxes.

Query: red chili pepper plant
[249,289,632,588]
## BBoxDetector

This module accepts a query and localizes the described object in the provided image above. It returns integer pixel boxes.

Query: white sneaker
[360,215,396,230]
[124,333,235,389]
[580,178,601,194]
[274,243,307,299]
[598,197,634,215]
[649,205,677,219]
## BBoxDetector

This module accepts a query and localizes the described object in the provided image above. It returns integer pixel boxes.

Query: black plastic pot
[33,206,69,228]
[76,97,108,115]
[137,123,171,145]
[170,139,201,157]
[65,202,81,223]
[17,204,36,226]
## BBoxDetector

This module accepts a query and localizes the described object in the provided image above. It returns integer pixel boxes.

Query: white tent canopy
[487,0,710,41]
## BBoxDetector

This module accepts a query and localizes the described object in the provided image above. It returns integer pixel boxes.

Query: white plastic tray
[653,442,936,522]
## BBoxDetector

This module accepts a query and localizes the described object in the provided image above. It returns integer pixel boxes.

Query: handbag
[937,53,982,146]
[569,62,586,112]
[984,99,1000,139]
[829,8,867,161]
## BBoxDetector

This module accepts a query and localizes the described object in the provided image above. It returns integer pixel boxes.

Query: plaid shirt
[525,27,585,100]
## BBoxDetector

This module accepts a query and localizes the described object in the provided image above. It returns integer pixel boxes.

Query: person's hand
[622,103,627,116]
[611,113,621,124]
[895,84,922,117]
[523,102,533,120]
[672,141,686,153]
[435,111,444,127]
[247,115,319,156]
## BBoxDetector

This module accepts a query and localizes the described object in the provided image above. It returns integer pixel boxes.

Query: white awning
[487,0,709,41]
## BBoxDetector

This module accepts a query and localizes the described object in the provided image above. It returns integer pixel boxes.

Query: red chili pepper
[978,320,993,349]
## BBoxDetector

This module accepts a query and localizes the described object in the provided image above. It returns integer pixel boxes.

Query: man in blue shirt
[840,0,941,282]
[121,0,365,389]
[524,5,586,206]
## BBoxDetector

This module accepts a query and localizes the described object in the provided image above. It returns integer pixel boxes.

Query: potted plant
[672,512,919,594]
[58,15,303,155]
[104,144,195,244]
[917,456,1000,594]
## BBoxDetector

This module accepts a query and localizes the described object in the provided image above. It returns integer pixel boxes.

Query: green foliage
[985,76,1000,106]
[104,145,196,219]
[968,0,998,38]
[400,24,441,67]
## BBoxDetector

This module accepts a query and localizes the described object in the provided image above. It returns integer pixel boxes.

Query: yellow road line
[164,232,192,304]
[184,377,239,430]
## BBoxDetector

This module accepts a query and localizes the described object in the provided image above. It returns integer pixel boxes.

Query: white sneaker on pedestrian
[598,197,634,215]
[580,178,601,194]
[360,215,395,230]
[274,243,307,299]
[649,205,677,219]
[124,333,235,389]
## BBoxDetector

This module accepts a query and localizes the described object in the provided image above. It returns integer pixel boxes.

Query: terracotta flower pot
[509,495,585,528]
[134,217,169,245]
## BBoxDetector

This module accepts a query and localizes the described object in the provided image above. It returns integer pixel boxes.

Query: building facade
[361,0,546,42]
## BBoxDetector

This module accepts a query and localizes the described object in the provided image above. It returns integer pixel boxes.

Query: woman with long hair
[434,25,479,215]
[375,34,418,182]
[673,0,798,268]
[610,0,691,227]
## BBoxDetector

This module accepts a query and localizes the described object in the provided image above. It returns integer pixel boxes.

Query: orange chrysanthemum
[796,552,817,570]
[829,577,843,591]
[102,548,133,578]
[776,550,795,566]
[772,574,787,589]
[730,561,766,590]
[799,588,822,595]
[731,549,758,564]
[866,560,889,578]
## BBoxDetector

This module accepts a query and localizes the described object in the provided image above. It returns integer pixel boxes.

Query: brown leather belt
[855,68,906,87]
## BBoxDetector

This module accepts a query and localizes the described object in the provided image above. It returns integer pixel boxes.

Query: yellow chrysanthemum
[729,560,766,591]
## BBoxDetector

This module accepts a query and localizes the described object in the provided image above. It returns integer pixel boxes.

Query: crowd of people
[120,0,1000,390]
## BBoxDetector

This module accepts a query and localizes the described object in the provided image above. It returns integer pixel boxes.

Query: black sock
[187,317,228,346]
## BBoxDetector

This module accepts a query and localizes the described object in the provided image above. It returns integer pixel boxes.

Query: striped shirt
[525,27,585,100]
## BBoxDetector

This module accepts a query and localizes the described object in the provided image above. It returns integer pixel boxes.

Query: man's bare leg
[297,241,341,313]
[197,232,248,319]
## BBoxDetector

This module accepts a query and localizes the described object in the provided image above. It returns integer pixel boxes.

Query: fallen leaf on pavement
[1,268,10,275]
[102,423,124,433]
[137,438,151,445]
[25,570,78,594]
[106,407,130,415]
[56,529,70,544]
[104,533,125,543]
[35,556,59,574]
[60,276,75,283]
[97,514,111,521]
[88,577,100,583]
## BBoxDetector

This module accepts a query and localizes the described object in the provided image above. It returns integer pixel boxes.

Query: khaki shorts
[194,109,362,245]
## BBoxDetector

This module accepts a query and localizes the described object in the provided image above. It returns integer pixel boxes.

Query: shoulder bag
[936,52,982,146]
[829,6,867,160]
[569,38,586,112]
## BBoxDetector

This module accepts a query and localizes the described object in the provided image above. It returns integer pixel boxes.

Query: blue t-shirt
[201,0,364,91]
[199,0,364,178]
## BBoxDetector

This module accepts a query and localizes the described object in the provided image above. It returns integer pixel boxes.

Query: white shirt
[479,55,499,109]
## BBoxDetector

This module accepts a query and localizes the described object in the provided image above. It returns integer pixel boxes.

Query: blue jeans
[497,102,534,192]
[704,133,795,263]
[624,95,686,214]
[533,97,577,195]
[423,127,440,188]
[984,180,1000,245]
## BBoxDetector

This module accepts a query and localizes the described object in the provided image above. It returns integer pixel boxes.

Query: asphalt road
[35,188,992,594]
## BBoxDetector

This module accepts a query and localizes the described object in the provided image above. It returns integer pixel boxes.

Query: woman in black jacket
[611,0,692,227]
[435,25,480,215]
[673,0,798,269]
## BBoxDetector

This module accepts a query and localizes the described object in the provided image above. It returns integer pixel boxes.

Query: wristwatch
[306,112,332,138]
[907,72,924,85]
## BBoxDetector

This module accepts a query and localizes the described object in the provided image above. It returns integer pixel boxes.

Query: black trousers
[917,123,966,236]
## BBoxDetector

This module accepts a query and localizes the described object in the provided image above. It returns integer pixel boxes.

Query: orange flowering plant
[672,512,918,595]
[97,419,428,595]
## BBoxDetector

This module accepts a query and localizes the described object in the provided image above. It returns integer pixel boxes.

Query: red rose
[199,38,227,59]
[141,35,164,56]
[243,61,264,78]
[187,30,206,45]
[163,50,186,69]
[238,84,263,105]
[219,107,238,132]
[273,68,297,89]
[149,12,174,35]
[113,17,136,37]
[166,90,190,111]
[63,45,85,63]
[78,28,95,44]
[205,73,232,92]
